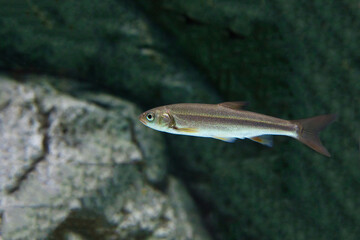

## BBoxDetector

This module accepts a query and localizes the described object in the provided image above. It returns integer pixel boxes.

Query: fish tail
[291,114,337,157]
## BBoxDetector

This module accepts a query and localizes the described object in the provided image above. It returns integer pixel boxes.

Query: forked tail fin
[291,114,337,157]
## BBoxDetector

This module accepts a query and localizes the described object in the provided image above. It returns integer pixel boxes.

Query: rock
[0,76,210,240]
[134,1,360,240]
[0,0,219,107]
[2,1,358,240]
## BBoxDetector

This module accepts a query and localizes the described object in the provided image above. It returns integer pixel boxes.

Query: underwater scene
[0,0,359,239]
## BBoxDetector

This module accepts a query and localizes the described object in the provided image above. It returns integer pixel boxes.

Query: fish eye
[146,113,154,122]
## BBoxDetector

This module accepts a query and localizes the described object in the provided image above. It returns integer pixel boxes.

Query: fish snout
[138,113,147,125]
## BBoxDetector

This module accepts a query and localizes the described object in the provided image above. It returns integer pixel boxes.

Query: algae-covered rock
[1,0,360,240]
[0,76,210,240]
[0,0,218,107]
[136,1,360,240]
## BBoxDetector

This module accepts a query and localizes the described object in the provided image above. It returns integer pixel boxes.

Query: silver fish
[139,102,336,157]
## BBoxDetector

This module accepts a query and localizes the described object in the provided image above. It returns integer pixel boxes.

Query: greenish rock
[0,76,210,240]
[0,0,218,107]
[136,1,360,240]
[1,0,360,240]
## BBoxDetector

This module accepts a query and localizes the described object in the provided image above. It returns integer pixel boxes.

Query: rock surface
[0,0,218,107]
[0,76,210,240]
[136,2,360,239]
[1,1,360,240]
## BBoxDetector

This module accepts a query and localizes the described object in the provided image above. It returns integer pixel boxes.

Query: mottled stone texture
[0,0,218,107]
[1,0,360,240]
[0,76,210,240]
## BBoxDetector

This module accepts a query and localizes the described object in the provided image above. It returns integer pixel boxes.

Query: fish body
[139,102,336,157]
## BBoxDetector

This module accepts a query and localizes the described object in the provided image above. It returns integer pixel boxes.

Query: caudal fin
[291,114,337,157]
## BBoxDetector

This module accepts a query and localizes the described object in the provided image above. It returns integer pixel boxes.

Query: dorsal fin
[218,101,248,110]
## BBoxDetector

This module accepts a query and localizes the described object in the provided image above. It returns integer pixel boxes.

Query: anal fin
[212,136,237,143]
[249,135,273,147]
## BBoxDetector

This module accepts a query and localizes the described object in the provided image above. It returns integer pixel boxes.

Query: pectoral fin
[249,135,273,147]
[174,127,198,133]
[212,136,237,143]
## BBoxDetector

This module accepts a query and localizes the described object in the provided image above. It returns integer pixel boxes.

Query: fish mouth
[138,114,147,125]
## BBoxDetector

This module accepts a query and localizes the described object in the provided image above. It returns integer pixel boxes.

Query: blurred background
[0,0,359,239]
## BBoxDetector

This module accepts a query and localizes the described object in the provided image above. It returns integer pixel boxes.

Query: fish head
[138,106,174,131]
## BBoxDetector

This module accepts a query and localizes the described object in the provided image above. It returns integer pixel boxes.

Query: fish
[138,102,337,157]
